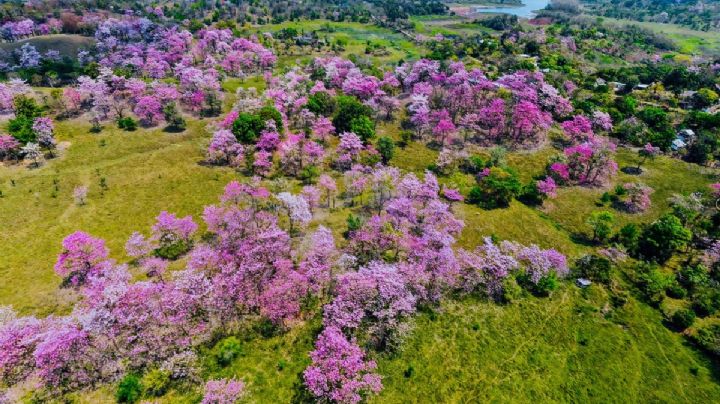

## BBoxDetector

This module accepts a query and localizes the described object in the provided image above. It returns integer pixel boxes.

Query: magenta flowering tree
[562,115,595,143]
[550,139,618,186]
[637,143,661,170]
[207,129,245,167]
[335,132,365,170]
[510,100,552,147]
[457,237,518,296]
[276,192,312,233]
[150,211,198,259]
[0,134,20,161]
[303,326,382,404]
[318,174,338,208]
[621,183,653,213]
[134,95,163,126]
[54,231,110,288]
[591,111,613,133]
[536,176,557,198]
[324,261,417,350]
[433,118,456,147]
[0,315,43,385]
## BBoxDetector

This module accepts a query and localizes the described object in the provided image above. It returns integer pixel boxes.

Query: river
[475,0,551,18]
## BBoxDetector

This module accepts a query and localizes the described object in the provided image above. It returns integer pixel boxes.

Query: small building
[678,129,696,141]
[635,83,650,90]
[671,138,687,151]
[609,81,626,92]
[576,278,592,288]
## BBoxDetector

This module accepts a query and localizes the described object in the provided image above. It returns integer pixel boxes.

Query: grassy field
[2,86,720,400]
[601,18,720,56]
[0,118,237,315]
[252,21,421,67]
[0,34,96,58]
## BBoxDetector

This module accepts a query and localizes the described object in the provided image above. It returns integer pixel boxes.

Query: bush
[350,115,375,142]
[377,136,394,164]
[517,272,558,297]
[142,369,171,397]
[634,262,669,306]
[116,374,143,403]
[332,95,373,133]
[574,255,612,284]
[154,240,192,260]
[669,309,696,330]
[215,336,242,366]
[117,117,138,131]
[637,214,692,263]
[232,112,266,143]
[468,167,522,209]
[677,264,709,292]
[306,91,337,116]
[691,287,720,317]
[691,323,720,357]
[299,165,320,184]
[616,223,640,253]
[163,103,186,132]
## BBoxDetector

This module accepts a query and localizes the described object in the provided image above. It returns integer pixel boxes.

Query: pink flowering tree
[637,143,661,171]
[54,231,109,288]
[151,211,198,260]
[134,95,163,127]
[561,115,594,143]
[621,183,653,213]
[549,139,618,186]
[303,326,382,404]
[201,379,245,404]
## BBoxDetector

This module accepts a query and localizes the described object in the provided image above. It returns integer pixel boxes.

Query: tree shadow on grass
[621,166,642,175]
[569,232,597,247]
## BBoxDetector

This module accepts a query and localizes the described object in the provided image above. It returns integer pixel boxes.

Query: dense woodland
[0,1,719,403]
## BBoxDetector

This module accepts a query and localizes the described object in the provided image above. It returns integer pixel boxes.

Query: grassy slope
[0,34,96,58]
[3,116,720,401]
[0,119,238,315]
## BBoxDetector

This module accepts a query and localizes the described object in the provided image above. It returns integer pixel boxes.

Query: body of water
[476,0,551,18]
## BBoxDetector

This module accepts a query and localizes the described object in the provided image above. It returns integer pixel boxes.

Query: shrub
[215,336,242,366]
[333,95,373,133]
[517,272,559,297]
[116,374,143,403]
[142,369,171,397]
[691,287,720,317]
[638,214,692,263]
[691,323,720,357]
[670,309,695,330]
[117,117,138,131]
[377,136,394,164]
[163,103,186,132]
[586,211,614,244]
[306,91,337,116]
[616,223,640,253]
[299,165,320,184]
[154,240,192,261]
[469,167,522,209]
[350,115,375,142]
[232,112,266,143]
[634,262,669,306]
[574,255,612,284]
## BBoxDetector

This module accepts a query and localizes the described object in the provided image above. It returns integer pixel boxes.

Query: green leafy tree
[377,136,395,164]
[587,211,614,243]
[332,95,373,134]
[468,167,522,209]
[232,112,266,143]
[306,91,337,116]
[638,214,692,263]
[116,374,143,403]
[350,115,375,143]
